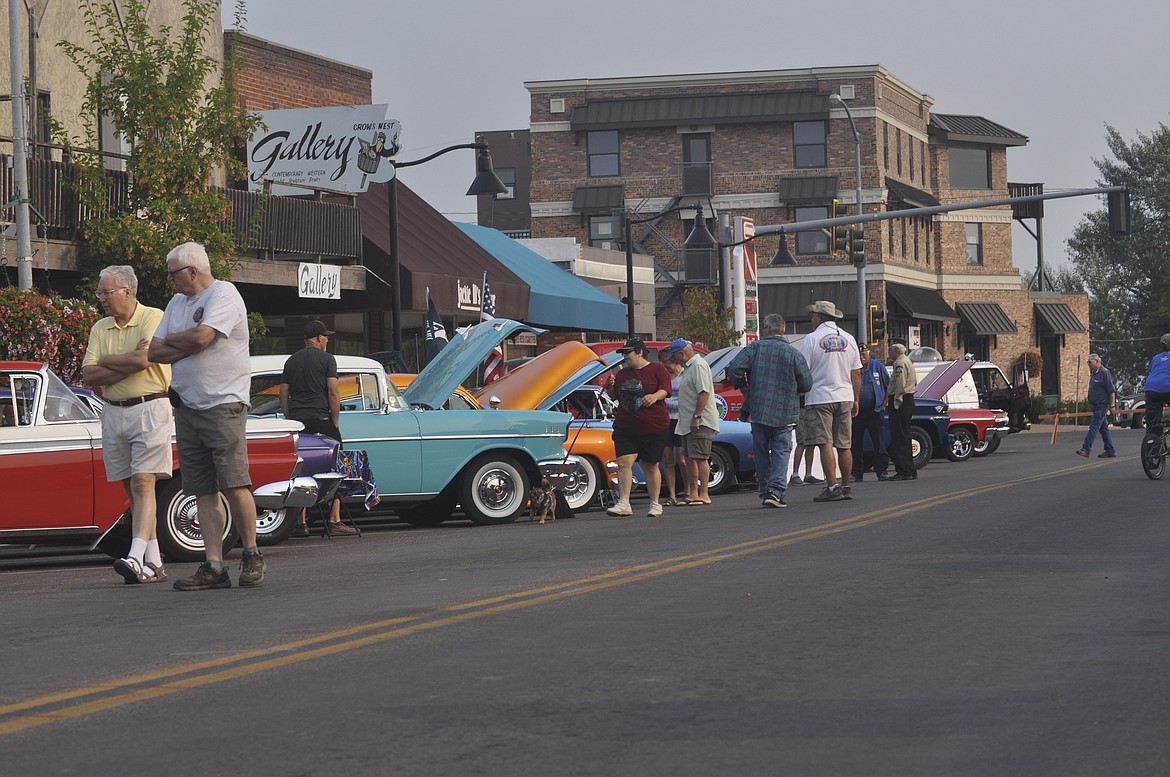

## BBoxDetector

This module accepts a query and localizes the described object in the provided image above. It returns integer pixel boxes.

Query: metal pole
[8,0,34,289]
[854,126,866,344]
[624,215,635,339]
[388,176,403,353]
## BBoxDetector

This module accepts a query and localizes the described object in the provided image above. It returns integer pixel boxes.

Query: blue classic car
[252,320,569,529]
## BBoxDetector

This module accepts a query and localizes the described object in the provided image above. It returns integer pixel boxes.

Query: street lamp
[622,201,715,338]
[383,141,508,353]
[830,93,867,344]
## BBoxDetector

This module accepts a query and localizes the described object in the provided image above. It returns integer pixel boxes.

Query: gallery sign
[299,262,341,300]
[247,105,401,194]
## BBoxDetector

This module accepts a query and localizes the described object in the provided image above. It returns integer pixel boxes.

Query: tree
[1067,122,1170,391]
[55,0,260,305]
[671,287,742,349]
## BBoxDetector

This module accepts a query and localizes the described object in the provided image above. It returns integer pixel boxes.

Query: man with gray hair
[82,265,173,584]
[1077,353,1117,458]
[886,341,917,480]
[728,313,812,508]
[149,242,265,590]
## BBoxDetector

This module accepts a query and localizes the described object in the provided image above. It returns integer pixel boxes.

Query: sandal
[681,498,709,506]
[662,498,678,507]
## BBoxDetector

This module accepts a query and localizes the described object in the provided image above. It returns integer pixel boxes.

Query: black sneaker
[173,562,231,591]
[762,492,787,508]
[803,475,825,485]
[1098,451,1117,458]
[238,551,266,588]
[813,486,845,502]
[840,485,853,500]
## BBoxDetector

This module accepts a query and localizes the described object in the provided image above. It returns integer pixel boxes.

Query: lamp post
[383,142,508,353]
[622,202,716,339]
[830,93,867,345]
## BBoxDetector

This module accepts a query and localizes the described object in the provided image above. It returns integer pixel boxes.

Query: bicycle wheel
[1140,433,1166,480]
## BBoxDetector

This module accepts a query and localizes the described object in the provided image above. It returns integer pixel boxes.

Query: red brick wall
[226,32,372,111]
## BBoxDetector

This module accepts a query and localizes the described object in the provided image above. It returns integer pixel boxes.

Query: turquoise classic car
[252,320,569,528]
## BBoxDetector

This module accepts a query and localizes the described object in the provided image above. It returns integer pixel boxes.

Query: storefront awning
[886,283,960,323]
[778,176,838,205]
[955,302,1018,335]
[1034,301,1085,333]
[357,181,529,320]
[572,185,624,214]
[757,281,859,324]
[455,223,627,333]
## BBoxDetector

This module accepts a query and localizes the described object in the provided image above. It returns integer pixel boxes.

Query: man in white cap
[798,300,862,502]
[669,338,719,505]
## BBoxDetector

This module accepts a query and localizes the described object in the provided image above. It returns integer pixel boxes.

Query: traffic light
[1107,189,1130,236]
[831,200,847,257]
[849,225,866,266]
[869,304,886,346]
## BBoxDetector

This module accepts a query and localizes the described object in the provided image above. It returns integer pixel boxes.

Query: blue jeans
[752,423,795,499]
[1081,405,1115,454]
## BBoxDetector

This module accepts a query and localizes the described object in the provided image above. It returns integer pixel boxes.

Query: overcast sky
[227,0,1170,273]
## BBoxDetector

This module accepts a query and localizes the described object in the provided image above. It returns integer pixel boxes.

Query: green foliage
[1067,122,1170,390]
[55,0,260,306]
[0,288,100,384]
[672,287,742,349]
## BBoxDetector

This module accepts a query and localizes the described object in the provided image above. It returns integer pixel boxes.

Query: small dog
[528,478,556,524]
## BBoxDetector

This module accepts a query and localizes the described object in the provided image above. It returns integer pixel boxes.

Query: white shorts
[101,399,175,482]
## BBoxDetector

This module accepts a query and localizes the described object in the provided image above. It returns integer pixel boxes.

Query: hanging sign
[299,262,341,299]
[248,105,402,193]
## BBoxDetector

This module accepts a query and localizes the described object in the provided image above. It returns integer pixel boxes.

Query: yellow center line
[0,461,1098,735]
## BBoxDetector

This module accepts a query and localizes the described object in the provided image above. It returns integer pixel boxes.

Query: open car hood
[916,360,974,402]
[474,341,621,411]
[403,319,544,410]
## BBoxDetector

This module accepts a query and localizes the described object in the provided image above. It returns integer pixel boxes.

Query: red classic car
[916,360,1010,461]
[0,361,303,561]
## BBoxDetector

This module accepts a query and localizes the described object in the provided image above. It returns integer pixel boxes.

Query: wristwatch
[693,414,701,419]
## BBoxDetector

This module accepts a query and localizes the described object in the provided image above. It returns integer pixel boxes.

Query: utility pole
[7,0,34,289]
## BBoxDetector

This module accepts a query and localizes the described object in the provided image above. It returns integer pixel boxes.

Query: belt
[107,392,169,407]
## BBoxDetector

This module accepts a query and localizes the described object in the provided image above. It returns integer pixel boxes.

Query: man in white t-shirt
[149,241,265,591]
[798,300,862,502]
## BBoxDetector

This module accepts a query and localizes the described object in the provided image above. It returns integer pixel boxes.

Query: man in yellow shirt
[82,265,173,584]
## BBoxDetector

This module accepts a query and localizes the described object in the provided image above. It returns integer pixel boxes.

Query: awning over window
[455,223,627,333]
[1033,301,1085,333]
[886,177,940,209]
[955,302,1018,335]
[572,185,624,214]
[886,282,959,322]
[757,281,858,324]
[570,91,829,131]
[778,176,839,205]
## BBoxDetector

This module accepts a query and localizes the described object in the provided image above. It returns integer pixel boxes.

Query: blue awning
[454,223,627,333]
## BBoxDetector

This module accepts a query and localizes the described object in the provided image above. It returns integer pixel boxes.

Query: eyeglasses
[166,266,194,278]
[96,287,127,299]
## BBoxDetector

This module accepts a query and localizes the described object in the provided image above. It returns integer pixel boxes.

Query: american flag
[481,272,504,384]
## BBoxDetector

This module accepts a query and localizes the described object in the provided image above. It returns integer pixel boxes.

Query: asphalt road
[3,426,1168,776]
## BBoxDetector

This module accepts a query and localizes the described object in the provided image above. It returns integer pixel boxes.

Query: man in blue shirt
[1143,334,1170,432]
[851,342,890,480]
[727,314,812,509]
[1077,353,1117,459]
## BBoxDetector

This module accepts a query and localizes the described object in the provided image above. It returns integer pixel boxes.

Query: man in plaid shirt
[727,314,812,508]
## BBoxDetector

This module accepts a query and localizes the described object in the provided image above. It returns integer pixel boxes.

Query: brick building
[484,64,1089,401]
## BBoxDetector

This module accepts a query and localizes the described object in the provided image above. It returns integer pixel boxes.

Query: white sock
[128,538,147,564]
[145,540,162,567]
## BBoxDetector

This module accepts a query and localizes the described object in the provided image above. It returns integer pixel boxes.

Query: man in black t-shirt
[280,321,354,535]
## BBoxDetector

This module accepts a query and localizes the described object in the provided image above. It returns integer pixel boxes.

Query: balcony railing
[0,152,362,261]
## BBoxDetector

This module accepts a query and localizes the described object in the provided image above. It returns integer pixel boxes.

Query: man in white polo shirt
[798,300,862,502]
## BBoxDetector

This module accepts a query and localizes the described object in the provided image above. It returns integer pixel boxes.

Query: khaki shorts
[101,399,174,482]
[681,426,715,460]
[796,406,824,446]
[812,401,854,449]
[174,402,251,496]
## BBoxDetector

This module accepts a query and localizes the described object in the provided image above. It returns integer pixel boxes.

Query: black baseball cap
[304,320,334,339]
[616,338,646,354]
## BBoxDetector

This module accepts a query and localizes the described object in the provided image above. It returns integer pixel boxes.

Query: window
[793,121,826,168]
[589,215,618,250]
[587,130,619,177]
[883,123,890,170]
[950,147,990,189]
[920,139,927,183]
[908,141,915,182]
[965,223,983,266]
[682,134,713,194]
[795,206,829,254]
[494,167,516,200]
[895,128,902,176]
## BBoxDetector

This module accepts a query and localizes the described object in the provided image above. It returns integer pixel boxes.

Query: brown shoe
[1076,449,1090,458]
[293,519,310,537]
[327,521,359,536]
